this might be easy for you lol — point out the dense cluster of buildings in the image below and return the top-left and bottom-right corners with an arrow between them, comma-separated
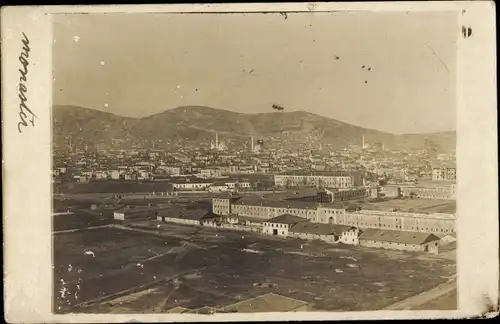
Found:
64,133 -> 457,256
432,164 -> 457,181
112,183 -> 456,255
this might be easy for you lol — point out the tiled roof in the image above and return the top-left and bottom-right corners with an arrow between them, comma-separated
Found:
166,306 -> 190,314
185,306 -> 221,314
234,197 -> 320,209
158,208 -> 209,221
225,215 -> 265,224
214,192 -> 242,199
221,293 -> 309,313
266,214 -> 309,225
359,229 -> 440,245
290,222 -> 355,235
264,188 -> 326,201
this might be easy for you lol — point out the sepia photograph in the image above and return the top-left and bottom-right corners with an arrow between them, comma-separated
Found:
1,2 -> 497,322
51,10 -> 459,314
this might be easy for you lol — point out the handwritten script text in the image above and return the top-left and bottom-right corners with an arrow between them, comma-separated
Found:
18,32 -> 37,133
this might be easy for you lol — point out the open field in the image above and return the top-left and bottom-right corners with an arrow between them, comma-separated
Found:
54,181 -> 174,194
53,210 -> 117,232
361,198 -> 456,214
54,222 -> 456,314
410,289 -> 457,310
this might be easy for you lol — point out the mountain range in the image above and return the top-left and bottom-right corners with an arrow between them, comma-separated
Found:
53,105 -> 456,152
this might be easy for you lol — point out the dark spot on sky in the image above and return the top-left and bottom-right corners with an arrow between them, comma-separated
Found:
333,55 -> 340,60
462,26 -> 472,38
368,67 -> 372,71
362,65 -> 365,69
365,81 -> 368,84
195,89 -> 198,92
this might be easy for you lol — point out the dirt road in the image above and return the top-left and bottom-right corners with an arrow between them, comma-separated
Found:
384,276 -> 457,310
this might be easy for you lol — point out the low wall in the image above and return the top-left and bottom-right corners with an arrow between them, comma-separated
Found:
288,232 -> 339,244
220,224 -> 262,233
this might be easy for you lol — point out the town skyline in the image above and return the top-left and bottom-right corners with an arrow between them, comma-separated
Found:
53,11 -> 458,134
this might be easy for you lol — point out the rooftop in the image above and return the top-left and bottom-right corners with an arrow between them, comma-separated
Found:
290,222 -> 356,236
432,163 -> 456,169
263,188 -> 326,201
414,180 -> 456,188
221,293 -> 309,313
359,199 -> 456,214
165,306 -> 190,314
185,306 -> 222,314
214,192 -> 242,200
172,177 -> 213,184
359,228 -> 440,245
226,215 -> 265,224
234,197 -> 320,210
278,170 -> 354,177
266,214 -> 309,225
158,208 -> 209,221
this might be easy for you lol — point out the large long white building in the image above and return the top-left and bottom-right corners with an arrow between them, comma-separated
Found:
212,193 -> 456,235
274,174 -> 353,189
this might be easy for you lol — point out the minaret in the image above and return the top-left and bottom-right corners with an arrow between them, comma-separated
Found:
362,136 -> 365,148
69,135 -> 72,152
215,132 -> 219,150
251,136 -> 254,153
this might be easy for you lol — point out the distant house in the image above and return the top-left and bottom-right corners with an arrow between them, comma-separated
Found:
156,208 -> 210,226
289,223 -> 359,245
109,170 -> 120,180
113,205 -> 179,221
172,178 -> 212,191
209,184 -> 231,193
223,215 -> 264,227
201,214 -> 223,227
221,293 -> 310,313
200,167 -> 223,178
331,187 -> 369,202
380,186 -> 401,198
358,229 -> 440,254
438,232 -> 457,246
158,165 -> 181,176
262,214 -> 309,237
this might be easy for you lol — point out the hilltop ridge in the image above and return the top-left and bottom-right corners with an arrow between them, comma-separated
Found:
52,105 -> 456,151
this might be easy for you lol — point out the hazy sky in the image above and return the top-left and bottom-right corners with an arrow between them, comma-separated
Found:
53,11 -> 458,134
